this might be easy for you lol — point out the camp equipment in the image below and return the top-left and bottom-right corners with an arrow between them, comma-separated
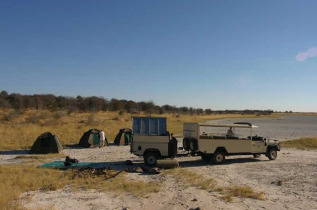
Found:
78,129 -> 108,148
114,128 -> 132,145
30,132 -> 63,154
39,161 -> 107,169
156,159 -> 179,169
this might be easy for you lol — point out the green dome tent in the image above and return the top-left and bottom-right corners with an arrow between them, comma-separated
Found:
114,128 -> 132,145
30,132 -> 63,154
78,129 -> 109,148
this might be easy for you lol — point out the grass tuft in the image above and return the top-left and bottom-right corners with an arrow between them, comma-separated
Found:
222,186 -> 264,201
167,168 -> 217,190
167,168 -> 263,202
281,138 -> 317,150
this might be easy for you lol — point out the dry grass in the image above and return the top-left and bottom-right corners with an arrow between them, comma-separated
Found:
0,110 -> 132,150
0,109 -> 279,150
167,168 -> 263,202
0,165 -> 66,209
281,137 -> 317,150
167,168 -> 218,191
221,186 -> 264,202
0,165 -> 160,209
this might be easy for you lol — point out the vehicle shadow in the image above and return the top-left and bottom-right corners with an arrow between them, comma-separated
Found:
178,157 -> 265,168
0,149 -> 30,155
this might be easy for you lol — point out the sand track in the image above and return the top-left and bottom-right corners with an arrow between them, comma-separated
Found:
2,145 -> 312,210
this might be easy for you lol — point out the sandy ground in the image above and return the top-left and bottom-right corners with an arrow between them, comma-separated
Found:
1,145 -> 316,210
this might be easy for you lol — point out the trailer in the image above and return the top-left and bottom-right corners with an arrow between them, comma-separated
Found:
130,117 -> 177,165
131,118 -> 280,165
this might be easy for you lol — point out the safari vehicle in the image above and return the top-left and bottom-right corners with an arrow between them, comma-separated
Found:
183,122 -> 280,164
131,117 -> 177,165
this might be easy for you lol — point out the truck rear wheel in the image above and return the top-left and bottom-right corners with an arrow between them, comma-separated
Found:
144,152 -> 158,165
213,151 -> 225,164
267,148 -> 277,160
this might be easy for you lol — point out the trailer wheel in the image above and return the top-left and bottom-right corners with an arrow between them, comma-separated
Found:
267,148 -> 277,160
213,151 -> 225,164
144,152 -> 158,165
201,154 -> 211,161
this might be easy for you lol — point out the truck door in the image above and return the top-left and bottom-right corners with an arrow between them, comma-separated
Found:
252,139 -> 265,153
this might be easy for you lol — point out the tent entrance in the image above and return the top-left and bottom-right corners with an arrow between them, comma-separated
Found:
93,133 -> 100,146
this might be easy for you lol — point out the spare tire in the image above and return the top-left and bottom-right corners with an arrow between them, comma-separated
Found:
183,138 -> 190,151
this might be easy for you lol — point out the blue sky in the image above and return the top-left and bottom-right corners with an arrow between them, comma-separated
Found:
0,0 -> 316,112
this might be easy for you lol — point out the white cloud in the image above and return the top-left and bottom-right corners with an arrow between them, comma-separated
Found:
238,76 -> 247,86
296,47 -> 317,62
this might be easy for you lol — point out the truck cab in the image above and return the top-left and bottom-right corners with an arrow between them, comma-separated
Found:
131,117 -> 177,165
183,122 -> 280,164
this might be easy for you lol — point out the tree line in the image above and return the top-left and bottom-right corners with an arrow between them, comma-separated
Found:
0,90 -> 274,115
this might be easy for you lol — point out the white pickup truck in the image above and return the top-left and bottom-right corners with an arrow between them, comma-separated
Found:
183,122 -> 281,164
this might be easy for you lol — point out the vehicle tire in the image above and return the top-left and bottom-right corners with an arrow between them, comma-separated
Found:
201,154 -> 211,161
144,152 -> 158,165
253,154 -> 261,158
213,151 -> 225,164
183,138 -> 190,151
267,148 -> 277,160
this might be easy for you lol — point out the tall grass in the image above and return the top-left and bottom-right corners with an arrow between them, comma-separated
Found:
0,110 -> 132,150
281,137 -> 317,150
0,109 -> 279,150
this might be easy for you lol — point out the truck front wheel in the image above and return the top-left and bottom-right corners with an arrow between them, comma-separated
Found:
144,152 -> 158,165
267,148 -> 277,160
213,152 -> 225,164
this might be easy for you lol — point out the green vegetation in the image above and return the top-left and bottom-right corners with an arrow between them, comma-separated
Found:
0,90 -> 275,115
281,137 -> 317,150
166,168 -> 263,202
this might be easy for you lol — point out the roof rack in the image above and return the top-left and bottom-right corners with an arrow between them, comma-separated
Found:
195,123 -> 258,128
234,122 -> 252,126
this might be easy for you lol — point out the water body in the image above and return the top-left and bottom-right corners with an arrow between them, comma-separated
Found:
207,115 -> 317,140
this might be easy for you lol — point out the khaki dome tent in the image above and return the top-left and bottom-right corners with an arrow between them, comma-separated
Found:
78,129 -> 108,148
30,132 -> 63,154
114,128 -> 132,145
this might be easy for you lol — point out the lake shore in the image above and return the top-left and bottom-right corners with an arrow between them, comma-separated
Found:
208,115 -> 317,140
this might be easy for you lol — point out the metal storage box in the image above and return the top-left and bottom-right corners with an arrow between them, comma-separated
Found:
132,117 -> 167,135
